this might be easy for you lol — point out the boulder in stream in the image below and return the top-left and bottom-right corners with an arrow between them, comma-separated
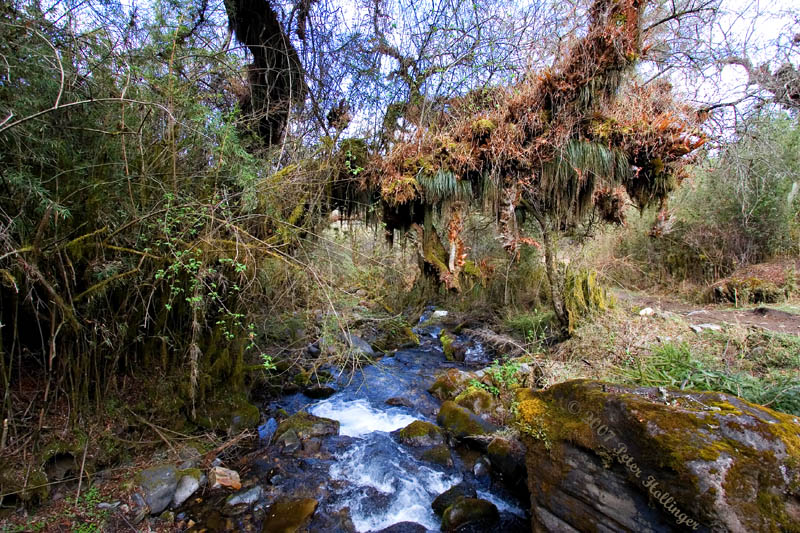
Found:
273,411 -> 340,442
441,497 -> 499,531
391,420 -> 445,447
516,379 -> 800,532
437,401 -> 498,439
431,482 -> 477,515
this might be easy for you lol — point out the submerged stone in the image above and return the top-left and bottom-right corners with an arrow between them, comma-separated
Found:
261,497 -> 318,532
436,401 -> 497,439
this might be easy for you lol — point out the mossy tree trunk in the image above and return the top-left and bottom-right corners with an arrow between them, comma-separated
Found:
533,210 -> 568,330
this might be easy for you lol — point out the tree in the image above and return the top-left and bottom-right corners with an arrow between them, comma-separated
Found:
367,0 -> 705,329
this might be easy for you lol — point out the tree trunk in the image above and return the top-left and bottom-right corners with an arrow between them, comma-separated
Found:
534,212 -> 568,330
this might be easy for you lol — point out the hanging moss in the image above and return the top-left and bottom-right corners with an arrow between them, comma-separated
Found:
563,269 -> 613,333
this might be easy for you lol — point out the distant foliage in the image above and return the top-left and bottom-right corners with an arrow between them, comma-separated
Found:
618,115 -> 800,283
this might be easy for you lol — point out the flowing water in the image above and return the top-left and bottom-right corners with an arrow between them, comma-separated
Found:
186,310 -> 526,532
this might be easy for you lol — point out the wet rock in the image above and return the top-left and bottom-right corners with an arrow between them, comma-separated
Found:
437,401 -> 498,439
275,428 -> 301,454
516,380 -> 800,532
137,464 -> 178,515
385,396 -> 414,408
497,511 -> 529,533
171,470 -> 203,508
370,522 -> 428,533
208,466 -> 241,491
486,437 -> 527,489
473,457 -> 491,481
261,497 -> 318,532
303,438 -> 322,454
454,387 -> 497,417
258,417 -> 278,442
310,505 -> 356,532
273,411 -> 340,442
454,341 -> 471,363
431,483 -> 477,515
420,443 -> 454,468
429,369 -> 473,401
344,333 -> 375,357
307,342 -> 321,357
391,420 -> 445,447
226,485 -> 265,507
304,385 -> 336,399
441,498 -> 499,532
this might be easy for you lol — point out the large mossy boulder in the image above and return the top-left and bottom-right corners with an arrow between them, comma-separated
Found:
437,401 -> 497,439
391,420 -> 445,447
441,497 -> 499,531
272,411 -> 340,443
515,379 -> 800,532
429,369 -> 474,401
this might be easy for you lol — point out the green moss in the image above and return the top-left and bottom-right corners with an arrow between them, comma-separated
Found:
518,380 -> 800,531
454,386 -> 495,415
437,400 -> 494,438
396,420 -> 443,440
177,467 -> 203,481
393,420 -> 445,447
471,118 -> 496,136
563,269 -> 612,333
440,332 -> 455,361
429,369 -> 471,401
421,444 -> 453,467
273,411 -> 339,441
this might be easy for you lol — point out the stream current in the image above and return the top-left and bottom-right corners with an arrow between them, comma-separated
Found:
266,312 -> 526,531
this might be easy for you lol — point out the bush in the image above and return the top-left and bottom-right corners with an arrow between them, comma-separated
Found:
616,114 -> 800,283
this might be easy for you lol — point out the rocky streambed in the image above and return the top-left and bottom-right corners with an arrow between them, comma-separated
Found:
139,310 -> 530,532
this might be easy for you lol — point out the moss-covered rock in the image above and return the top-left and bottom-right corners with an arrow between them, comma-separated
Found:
437,401 -> 497,439
195,397 -> 260,434
439,332 -> 456,361
428,368 -> 473,401
454,386 -> 496,416
517,379 -> 800,532
431,483 -> 477,515
273,411 -> 339,443
391,420 -> 445,447
441,497 -> 499,531
420,444 -> 454,468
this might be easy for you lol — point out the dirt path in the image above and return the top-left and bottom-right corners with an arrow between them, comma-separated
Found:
614,290 -> 800,336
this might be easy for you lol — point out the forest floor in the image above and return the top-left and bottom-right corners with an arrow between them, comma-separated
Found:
614,289 -> 800,335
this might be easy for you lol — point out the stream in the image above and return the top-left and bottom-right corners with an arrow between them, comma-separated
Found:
185,311 -> 529,532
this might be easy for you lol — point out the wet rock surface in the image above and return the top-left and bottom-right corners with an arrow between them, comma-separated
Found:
441,497 -> 499,531
517,379 -> 800,532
